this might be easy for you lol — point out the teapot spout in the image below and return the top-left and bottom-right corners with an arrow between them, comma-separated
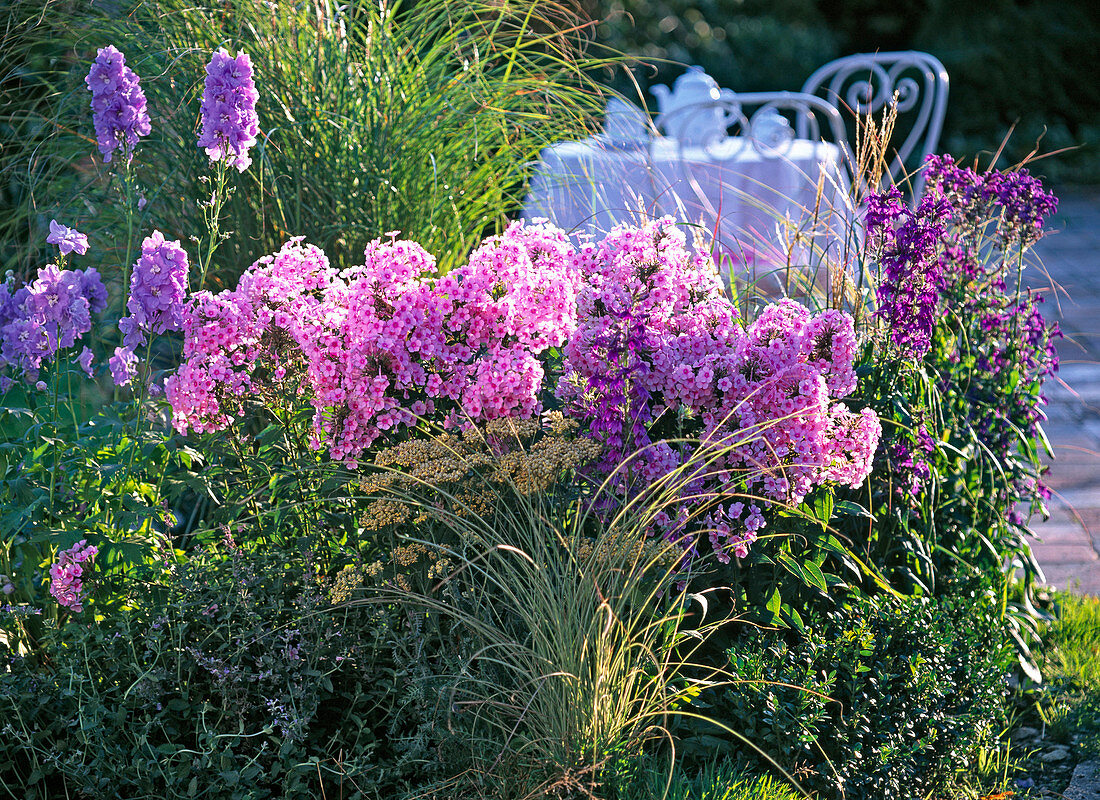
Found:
651,83 -> 671,112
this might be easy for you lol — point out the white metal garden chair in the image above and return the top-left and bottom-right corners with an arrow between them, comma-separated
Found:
799,50 -> 950,196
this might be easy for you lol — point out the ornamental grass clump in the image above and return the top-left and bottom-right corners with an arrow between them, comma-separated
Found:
350,460 -> 737,799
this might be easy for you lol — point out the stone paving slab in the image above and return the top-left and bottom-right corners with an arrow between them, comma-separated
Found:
1066,760 -> 1100,800
1028,187 -> 1100,595
1033,524 -> 1097,544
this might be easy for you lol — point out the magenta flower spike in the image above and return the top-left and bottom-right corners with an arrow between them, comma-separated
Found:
84,45 -> 152,164
197,48 -> 260,172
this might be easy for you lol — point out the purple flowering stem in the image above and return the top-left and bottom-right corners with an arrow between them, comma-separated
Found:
112,161 -> 138,405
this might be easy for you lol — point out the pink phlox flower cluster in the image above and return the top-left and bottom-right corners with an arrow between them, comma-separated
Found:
197,49 -> 260,172
0,264 -> 107,382
298,236 -> 444,463
559,219 -> 880,564
167,222 -> 579,467
111,231 -> 191,387
49,539 -> 99,613
167,237 -> 332,434
301,222 -> 578,464
84,45 -> 151,164
559,220 -> 733,478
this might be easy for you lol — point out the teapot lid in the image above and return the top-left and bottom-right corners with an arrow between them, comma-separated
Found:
674,66 -> 721,96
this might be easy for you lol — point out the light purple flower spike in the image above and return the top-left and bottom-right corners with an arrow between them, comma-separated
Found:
85,46 -> 152,164
197,48 -> 260,172
119,230 -> 191,351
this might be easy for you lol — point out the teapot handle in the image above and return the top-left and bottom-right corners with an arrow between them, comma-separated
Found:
717,88 -> 742,127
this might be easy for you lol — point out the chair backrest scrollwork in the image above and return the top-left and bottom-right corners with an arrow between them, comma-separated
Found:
800,50 -> 949,194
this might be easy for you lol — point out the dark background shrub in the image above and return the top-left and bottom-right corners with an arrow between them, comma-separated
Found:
586,0 -> 1100,183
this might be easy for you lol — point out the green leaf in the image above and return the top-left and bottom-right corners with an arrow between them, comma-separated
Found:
835,500 -> 876,521
803,561 -> 828,593
765,587 -> 782,617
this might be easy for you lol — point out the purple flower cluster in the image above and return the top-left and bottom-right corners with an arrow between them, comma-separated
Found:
110,231 -> 191,387
84,45 -> 151,164
558,219 -> 881,563
924,155 -> 1059,250
122,230 -> 190,344
864,187 -> 950,361
888,423 -> 936,501
0,264 -> 107,384
49,540 -> 99,613
196,49 -> 260,172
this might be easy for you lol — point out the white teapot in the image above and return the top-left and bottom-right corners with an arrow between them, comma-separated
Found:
652,67 -> 739,146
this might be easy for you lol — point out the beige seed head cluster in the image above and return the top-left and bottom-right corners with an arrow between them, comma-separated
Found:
357,413 -> 602,532
329,563 -> 365,604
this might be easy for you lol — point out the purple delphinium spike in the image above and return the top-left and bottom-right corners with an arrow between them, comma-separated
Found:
84,46 -> 152,164
120,231 -> 191,348
0,264 -> 106,381
865,187 -> 950,361
196,48 -> 260,172
111,231 -> 190,387
46,220 -> 89,257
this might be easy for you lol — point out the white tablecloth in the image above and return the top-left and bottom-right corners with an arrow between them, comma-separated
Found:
523,135 -> 853,276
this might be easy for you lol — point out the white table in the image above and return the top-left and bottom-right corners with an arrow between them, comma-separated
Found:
523,135 -> 853,280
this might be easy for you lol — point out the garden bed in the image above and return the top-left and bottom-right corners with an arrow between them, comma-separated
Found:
0,2 -> 1089,799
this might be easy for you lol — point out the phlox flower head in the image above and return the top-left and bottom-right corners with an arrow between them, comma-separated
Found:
84,45 -> 151,164
197,48 -> 260,172
46,220 -> 89,257
166,222 -> 580,467
559,221 -> 881,565
49,539 -> 99,613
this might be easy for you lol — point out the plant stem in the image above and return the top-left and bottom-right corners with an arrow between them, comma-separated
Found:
196,161 -> 229,293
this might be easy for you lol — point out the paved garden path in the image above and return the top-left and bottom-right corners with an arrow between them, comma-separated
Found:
1026,187 -> 1100,594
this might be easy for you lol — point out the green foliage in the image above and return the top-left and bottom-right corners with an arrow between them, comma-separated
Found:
1023,591 -> 1100,763
684,586 -> 1013,800
913,0 -> 1100,182
0,547 -> 466,799
611,756 -> 802,800
1043,592 -> 1100,693
0,360 -> 185,651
